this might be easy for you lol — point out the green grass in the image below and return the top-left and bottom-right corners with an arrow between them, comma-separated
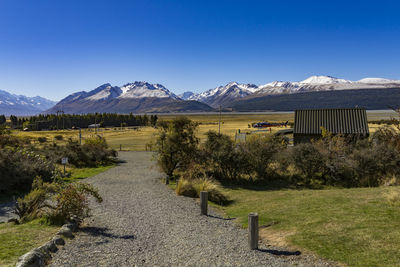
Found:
63,164 -> 115,182
214,186 -> 400,267
0,220 -> 59,266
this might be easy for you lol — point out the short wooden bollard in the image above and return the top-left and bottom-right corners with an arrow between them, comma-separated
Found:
200,191 -> 208,215
248,212 -> 259,250
165,176 -> 169,185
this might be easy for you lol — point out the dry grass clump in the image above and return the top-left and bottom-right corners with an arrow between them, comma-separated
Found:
176,177 -> 228,205
385,189 -> 400,206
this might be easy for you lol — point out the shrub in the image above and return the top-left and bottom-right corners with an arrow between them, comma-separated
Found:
41,138 -> 117,168
290,143 -> 326,186
203,131 -> 247,181
0,148 -> 56,194
38,137 -> 47,143
176,178 -> 197,198
239,135 -> 286,180
176,177 -> 228,205
14,177 -> 102,224
54,135 -> 63,141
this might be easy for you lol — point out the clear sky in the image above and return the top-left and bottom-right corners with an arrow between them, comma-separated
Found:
0,0 -> 400,101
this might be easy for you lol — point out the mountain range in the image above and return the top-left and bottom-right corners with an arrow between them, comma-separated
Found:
0,89 -> 56,115
182,76 -> 400,108
2,75 -> 400,115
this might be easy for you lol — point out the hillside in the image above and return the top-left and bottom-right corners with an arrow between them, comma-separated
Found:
229,88 -> 400,111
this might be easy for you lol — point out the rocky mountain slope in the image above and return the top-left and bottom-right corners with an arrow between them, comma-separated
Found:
0,89 -> 56,115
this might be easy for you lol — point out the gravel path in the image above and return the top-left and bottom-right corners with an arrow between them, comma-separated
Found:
50,152 -> 335,267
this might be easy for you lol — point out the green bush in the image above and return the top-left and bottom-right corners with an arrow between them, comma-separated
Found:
37,137 -> 47,143
0,148 -> 56,194
203,131 -> 247,181
54,135 -> 63,141
14,177 -> 102,224
42,137 -> 117,168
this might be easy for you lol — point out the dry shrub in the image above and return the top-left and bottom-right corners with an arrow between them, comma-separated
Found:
176,177 -> 228,205
176,178 -> 197,198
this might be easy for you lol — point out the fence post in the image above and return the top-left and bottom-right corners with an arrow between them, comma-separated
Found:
248,212 -> 258,250
200,191 -> 208,215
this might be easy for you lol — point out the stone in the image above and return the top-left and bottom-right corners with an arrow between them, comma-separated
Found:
58,226 -> 74,238
16,249 -> 44,267
52,236 -> 65,246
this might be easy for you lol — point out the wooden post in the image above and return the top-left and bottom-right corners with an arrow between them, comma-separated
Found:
165,176 -> 169,185
248,212 -> 258,250
200,191 -> 208,215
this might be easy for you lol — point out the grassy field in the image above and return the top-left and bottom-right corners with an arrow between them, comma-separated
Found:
13,111 -> 397,151
212,185 -> 400,267
0,220 -> 59,266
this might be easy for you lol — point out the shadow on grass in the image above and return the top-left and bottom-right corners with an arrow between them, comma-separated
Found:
79,226 -> 135,240
258,248 -> 301,256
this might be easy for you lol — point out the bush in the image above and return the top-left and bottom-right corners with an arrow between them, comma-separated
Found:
38,137 -> 47,143
14,177 -> 102,224
290,143 -> 326,186
54,135 -> 63,141
42,137 -> 117,168
176,177 -> 228,205
203,131 -> 247,181
239,135 -> 286,180
0,148 -> 56,194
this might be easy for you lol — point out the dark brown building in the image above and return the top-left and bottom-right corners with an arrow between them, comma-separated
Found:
294,108 -> 369,144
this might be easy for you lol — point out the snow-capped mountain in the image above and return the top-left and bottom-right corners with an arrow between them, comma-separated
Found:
254,75 -> 400,96
0,89 -> 56,115
178,91 -> 195,100
47,82 -> 211,114
185,75 -> 400,108
188,82 -> 259,107
119,82 -> 178,99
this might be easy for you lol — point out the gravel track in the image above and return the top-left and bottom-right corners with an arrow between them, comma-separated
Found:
50,152 -> 335,267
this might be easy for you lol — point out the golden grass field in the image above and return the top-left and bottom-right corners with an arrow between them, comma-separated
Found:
13,111 -> 398,151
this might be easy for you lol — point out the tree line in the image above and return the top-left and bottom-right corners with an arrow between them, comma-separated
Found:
1,113 -> 158,130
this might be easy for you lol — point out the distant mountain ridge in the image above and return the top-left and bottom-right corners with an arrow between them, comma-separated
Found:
0,89 -> 56,115
187,76 -> 400,108
46,82 -> 212,114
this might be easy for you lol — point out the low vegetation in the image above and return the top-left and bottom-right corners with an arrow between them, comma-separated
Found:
155,115 -> 400,266
0,220 -> 59,267
215,186 -> 400,267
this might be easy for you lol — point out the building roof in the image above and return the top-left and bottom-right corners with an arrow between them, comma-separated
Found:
294,108 -> 369,135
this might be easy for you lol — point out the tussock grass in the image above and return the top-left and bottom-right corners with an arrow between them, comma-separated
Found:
176,178 -> 228,205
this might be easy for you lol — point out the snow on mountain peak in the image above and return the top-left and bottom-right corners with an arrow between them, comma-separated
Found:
119,81 -> 177,99
300,75 -> 353,84
357,78 -> 400,84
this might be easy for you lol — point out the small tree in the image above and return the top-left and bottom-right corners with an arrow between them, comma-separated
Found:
155,117 -> 199,183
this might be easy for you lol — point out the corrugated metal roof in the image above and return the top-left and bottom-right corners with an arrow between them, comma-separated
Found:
294,108 -> 369,135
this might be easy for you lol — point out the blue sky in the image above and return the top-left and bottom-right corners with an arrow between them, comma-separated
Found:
0,0 -> 399,101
